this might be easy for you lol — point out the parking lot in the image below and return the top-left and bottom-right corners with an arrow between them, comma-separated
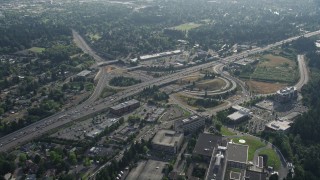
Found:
244,99 -> 308,133
158,105 -> 188,122
50,113 -> 117,141
126,160 -> 167,180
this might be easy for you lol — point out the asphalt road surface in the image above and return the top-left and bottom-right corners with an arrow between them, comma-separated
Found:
296,55 -> 309,90
1,30 -> 320,152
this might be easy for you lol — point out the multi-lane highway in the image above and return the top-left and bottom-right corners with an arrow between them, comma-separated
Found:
0,30 -> 320,152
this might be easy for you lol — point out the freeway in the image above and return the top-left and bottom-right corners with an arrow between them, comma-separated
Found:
72,30 -> 105,64
0,30 -> 320,152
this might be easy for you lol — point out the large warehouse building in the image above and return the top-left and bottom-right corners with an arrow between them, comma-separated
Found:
151,130 -> 184,154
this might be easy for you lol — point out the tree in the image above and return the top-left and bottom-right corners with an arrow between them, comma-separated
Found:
34,154 -> 41,164
19,153 -> 27,163
69,152 -> 77,165
269,174 -> 279,180
215,121 -> 222,131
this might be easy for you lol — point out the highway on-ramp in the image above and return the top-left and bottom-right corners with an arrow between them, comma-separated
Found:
0,30 -> 320,152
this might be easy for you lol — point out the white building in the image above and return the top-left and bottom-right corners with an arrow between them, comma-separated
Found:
265,120 -> 292,132
276,87 -> 298,103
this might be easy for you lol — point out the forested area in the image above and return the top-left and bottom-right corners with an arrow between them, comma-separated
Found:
261,38 -> 320,180
109,76 -> 142,87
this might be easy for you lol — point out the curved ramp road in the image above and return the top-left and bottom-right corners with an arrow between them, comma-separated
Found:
0,30 -> 320,152
296,55 -> 309,90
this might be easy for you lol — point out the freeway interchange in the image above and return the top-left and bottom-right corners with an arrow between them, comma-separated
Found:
0,30 -> 320,152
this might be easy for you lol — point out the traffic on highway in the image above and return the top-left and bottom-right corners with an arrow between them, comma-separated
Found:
0,30 -> 319,152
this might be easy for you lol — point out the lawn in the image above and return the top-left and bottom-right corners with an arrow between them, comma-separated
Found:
232,136 -> 267,160
259,148 -> 281,170
220,126 -> 236,136
250,54 -> 298,83
100,87 -> 118,98
28,47 -> 46,53
246,80 -> 288,94
171,22 -> 202,31
196,78 -> 227,91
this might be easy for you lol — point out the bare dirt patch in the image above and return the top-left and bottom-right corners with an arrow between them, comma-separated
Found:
261,54 -> 295,67
246,80 -> 287,94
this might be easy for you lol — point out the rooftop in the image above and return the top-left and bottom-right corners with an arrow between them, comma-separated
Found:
77,70 -> 91,77
152,129 -> 183,147
230,171 -> 241,180
181,115 -> 201,124
245,170 -> 267,180
233,58 -> 257,66
110,99 -> 139,111
279,112 -> 301,121
265,120 -> 291,131
227,111 -> 249,121
277,86 -> 297,95
131,50 -> 182,62
227,143 -> 248,164
193,133 -> 222,157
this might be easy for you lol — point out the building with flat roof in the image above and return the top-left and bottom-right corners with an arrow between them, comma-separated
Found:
228,106 -> 251,122
77,70 -> 91,77
276,86 -> 297,103
265,120 -> 292,132
131,50 -> 182,62
174,115 -> 205,133
146,108 -> 165,122
227,143 -> 249,169
245,170 -> 267,180
279,112 -> 301,121
151,129 -> 184,154
193,133 -> 221,159
110,99 -> 140,115
230,171 -> 241,180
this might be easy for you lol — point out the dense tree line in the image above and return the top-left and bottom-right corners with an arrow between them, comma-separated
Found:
0,15 -> 70,54
261,39 -> 320,180
109,76 -> 142,87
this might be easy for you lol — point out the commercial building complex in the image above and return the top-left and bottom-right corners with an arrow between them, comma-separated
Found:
275,86 -> 298,103
110,99 -> 140,115
174,115 -> 205,133
151,130 -> 184,154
